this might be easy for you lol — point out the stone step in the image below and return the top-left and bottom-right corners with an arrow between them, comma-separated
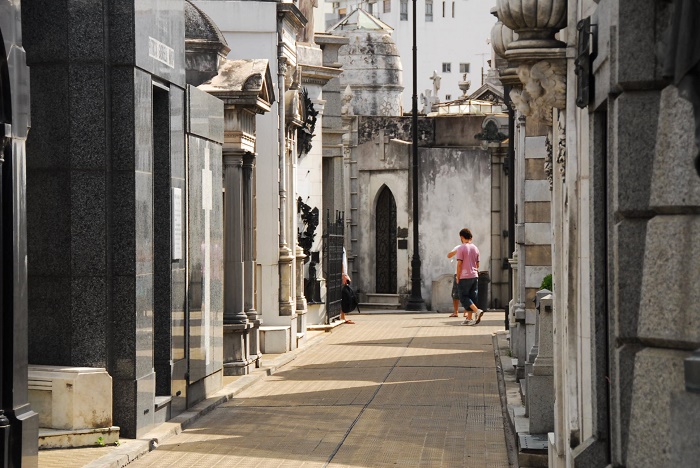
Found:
357,302 -> 401,311
154,396 -> 172,426
365,293 -> 401,304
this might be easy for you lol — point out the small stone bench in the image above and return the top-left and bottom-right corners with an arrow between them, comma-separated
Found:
28,365 -> 118,448
260,326 -> 291,354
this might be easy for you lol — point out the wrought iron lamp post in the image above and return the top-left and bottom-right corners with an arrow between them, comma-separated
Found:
406,0 -> 427,311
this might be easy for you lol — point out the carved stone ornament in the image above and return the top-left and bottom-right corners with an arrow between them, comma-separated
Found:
297,88 -> 318,156
544,130 -> 553,190
496,0 -> 566,50
509,60 -> 566,125
556,111 -> 566,182
341,85 -> 354,116
475,120 -> 507,142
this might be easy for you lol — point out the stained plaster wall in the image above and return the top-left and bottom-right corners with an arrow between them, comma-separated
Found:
354,139 -> 411,300
418,147 -> 491,308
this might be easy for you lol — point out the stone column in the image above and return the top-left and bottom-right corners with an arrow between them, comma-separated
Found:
528,293 -> 555,434
222,149 -> 252,375
243,152 -> 261,364
223,150 -> 247,324
513,114 -> 528,380
277,58 -> 295,318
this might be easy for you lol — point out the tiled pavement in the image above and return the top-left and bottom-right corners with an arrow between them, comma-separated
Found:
40,312 -> 512,468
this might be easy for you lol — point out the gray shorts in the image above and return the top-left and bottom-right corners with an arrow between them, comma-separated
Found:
451,275 -> 459,300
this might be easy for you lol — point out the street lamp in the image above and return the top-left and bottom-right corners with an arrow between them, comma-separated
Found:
405,0 -> 427,311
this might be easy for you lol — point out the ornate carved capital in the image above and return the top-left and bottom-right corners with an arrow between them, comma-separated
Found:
278,58 -> 288,77
509,60 -> 566,125
556,111 -> 566,183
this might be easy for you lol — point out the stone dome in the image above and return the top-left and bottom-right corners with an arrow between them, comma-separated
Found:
185,0 -> 231,86
329,9 -> 403,116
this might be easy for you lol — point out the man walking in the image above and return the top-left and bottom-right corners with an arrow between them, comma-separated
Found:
455,228 -> 484,325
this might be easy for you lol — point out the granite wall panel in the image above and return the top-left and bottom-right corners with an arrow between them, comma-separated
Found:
69,64 -> 107,170
611,92 -> 659,216
26,170 -> 71,276
71,276 -> 108,366
111,170 -> 136,276
71,172 -> 107,276
109,67 -> 136,168
111,275 -> 137,380
25,64 -> 70,169
611,218 -> 647,341
67,0 -> 106,61
108,0 -> 136,65
27,276 -> 72,365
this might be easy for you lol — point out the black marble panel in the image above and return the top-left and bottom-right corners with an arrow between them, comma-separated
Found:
171,267 -> 187,361
134,0 -> 186,87
135,273 -> 154,378
135,171 -> 154,277
71,276 -> 108,367
153,84 -> 172,396
111,275 -> 137,379
69,64 -> 107,170
187,135 -> 224,384
71,172 -> 107,276
26,64 -> 70,170
134,69 -> 153,174
170,86 -> 186,180
135,371 -> 156,437
7,40 -> 30,139
26,170 -> 71,276
27,276 -> 71,365
187,86 -> 224,143
111,170 -> 136,276
110,67 -> 136,170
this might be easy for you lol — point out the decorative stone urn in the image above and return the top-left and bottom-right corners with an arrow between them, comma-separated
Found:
491,17 -> 516,60
495,0 -> 566,51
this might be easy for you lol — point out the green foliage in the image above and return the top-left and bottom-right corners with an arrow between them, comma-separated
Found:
540,274 -> 553,291
96,436 -> 105,447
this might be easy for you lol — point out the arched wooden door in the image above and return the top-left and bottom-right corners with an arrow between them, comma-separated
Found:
375,186 -> 397,293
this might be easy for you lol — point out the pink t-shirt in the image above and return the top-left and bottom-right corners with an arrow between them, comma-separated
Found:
456,243 -> 479,279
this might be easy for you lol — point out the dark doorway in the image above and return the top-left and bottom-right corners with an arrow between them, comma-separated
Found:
375,186 -> 397,293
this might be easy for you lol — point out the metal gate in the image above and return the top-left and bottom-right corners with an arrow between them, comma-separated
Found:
324,210 -> 344,323
376,187 -> 397,293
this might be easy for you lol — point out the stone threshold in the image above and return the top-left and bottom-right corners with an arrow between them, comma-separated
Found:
39,426 -> 120,449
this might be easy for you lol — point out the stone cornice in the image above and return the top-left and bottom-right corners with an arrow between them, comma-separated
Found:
299,64 -> 343,86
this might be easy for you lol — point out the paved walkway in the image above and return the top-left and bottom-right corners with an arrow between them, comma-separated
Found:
39,312 -> 512,468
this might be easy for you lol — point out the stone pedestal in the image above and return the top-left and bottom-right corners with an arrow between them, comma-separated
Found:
223,323 -> 254,376
525,288 -> 550,415
528,294 -> 554,434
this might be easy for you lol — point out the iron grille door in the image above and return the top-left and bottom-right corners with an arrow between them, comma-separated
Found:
324,211 -> 344,323
376,187 -> 397,293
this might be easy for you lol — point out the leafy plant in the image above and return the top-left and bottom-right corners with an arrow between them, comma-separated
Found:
540,274 -> 553,291
96,436 -> 106,447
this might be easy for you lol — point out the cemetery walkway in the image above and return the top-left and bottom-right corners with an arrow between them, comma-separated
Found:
41,312 -> 513,468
